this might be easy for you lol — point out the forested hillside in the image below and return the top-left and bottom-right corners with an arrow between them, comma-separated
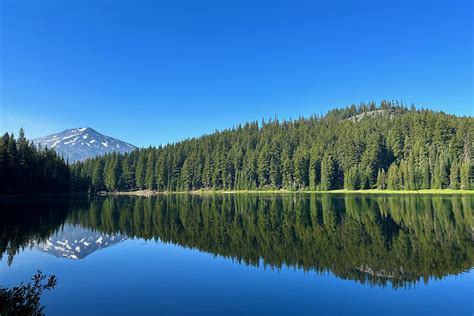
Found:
0,129 -> 71,194
70,101 -> 473,192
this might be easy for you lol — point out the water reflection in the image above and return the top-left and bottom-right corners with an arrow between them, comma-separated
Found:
1,194 -> 473,288
34,224 -> 126,259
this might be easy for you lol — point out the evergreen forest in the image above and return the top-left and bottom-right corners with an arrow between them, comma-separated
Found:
1,101 -> 473,194
0,129 -> 71,194
71,101 -> 473,192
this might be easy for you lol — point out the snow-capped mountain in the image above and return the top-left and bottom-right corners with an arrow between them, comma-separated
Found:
34,224 -> 127,260
33,127 -> 137,162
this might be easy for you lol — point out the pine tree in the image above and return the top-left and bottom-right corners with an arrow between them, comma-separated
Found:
154,152 -> 166,191
386,163 -> 400,190
5,134 -> 18,192
145,151 -> 156,190
212,152 -> 224,189
91,160 -> 104,192
405,158 -> 415,190
120,154 -> 134,190
269,143 -> 282,189
17,128 -> 34,191
269,155 -> 282,189
420,159 -> 430,190
460,160 -> 471,190
257,145 -> 271,187
376,168 -> 386,190
104,158 -> 116,191
449,160 -> 460,190
320,155 -> 335,191
222,152 -> 234,190
180,157 -> 193,190
202,156 -> 213,189
344,166 -> 359,190
360,133 -> 388,188
112,156 -> 121,190
245,151 -> 258,189
0,134 -> 7,192
135,151 -> 146,190
433,153 -> 449,189
294,147 -> 309,189
282,153 -> 294,189
309,147 -> 320,190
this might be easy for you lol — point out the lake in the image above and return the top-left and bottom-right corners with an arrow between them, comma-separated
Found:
1,194 -> 473,315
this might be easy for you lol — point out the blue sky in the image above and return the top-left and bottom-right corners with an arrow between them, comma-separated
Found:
1,0 -> 472,147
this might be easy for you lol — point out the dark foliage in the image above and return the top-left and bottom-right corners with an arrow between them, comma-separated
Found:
71,101 -> 473,192
0,271 -> 57,316
0,129 -> 71,194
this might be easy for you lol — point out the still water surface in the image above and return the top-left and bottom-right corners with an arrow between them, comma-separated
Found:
1,194 -> 473,315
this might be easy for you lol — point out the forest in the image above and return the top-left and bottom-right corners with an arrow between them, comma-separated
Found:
1,101 -> 472,194
0,129 -> 71,194
71,101 -> 473,193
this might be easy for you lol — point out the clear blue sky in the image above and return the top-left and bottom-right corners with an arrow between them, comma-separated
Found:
1,0 -> 472,147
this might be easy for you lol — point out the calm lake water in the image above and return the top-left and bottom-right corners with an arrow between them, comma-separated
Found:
1,194 -> 473,315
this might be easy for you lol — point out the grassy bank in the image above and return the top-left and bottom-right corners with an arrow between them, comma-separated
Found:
108,189 -> 474,196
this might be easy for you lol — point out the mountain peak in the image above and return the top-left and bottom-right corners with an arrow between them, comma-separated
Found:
63,127 -> 95,133
33,127 -> 137,162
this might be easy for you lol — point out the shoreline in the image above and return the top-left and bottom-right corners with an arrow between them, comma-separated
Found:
107,189 -> 474,196
2,189 -> 472,198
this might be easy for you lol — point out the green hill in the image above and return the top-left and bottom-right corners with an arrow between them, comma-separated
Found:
69,101 -> 474,192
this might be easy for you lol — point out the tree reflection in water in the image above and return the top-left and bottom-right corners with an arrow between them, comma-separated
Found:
1,194 -> 473,288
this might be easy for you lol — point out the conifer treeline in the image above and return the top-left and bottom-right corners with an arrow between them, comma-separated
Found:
0,129 -> 71,194
71,101 -> 473,192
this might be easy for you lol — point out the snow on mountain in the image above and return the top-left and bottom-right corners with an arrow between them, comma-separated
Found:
32,127 -> 137,162
33,224 -> 127,260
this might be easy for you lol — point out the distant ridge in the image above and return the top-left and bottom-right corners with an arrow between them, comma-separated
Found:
33,127 -> 137,162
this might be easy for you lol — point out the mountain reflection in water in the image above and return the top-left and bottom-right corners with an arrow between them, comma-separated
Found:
33,224 -> 127,259
1,194 -> 472,288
